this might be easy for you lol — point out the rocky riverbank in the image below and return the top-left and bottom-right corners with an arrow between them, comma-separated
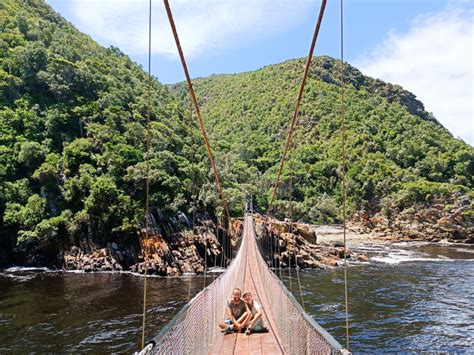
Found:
353,193 -> 473,244
61,218 -> 243,276
253,215 -> 369,268
63,245 -> 124,272
8,197 -> 472,276
59,215 -> 365,275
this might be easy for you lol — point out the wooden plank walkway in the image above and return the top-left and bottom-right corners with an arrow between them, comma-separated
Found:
209,216 -> 285,355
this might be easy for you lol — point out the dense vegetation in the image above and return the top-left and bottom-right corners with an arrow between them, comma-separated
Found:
0,0 -> 213,261
171,57 -> 474,222
1,1 -> 472,264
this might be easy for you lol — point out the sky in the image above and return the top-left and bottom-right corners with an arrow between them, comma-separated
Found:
45,0 -> 473,145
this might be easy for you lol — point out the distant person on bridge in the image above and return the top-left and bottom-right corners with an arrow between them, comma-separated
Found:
218,288 -> 249,334
243,291 -> 267,335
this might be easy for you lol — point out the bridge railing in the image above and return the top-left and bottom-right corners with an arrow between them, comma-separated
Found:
250,217 -> 344,354
147,218 -> 248,354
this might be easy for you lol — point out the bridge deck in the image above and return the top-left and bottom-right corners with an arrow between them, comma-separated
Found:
210,216 -> 285,354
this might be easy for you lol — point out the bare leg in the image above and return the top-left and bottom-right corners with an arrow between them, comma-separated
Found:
243,312 -> 253,327
234,312 -> 248,330
248,313 -> 262,329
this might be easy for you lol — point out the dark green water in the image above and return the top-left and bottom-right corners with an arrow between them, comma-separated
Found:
0,242 -> 473,353
283,242 -> 474,353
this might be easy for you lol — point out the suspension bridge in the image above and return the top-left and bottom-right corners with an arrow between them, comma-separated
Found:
140,206 -> 346,354
138,0 -> 351,353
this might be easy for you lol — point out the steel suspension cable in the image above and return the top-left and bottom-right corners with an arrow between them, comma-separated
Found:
289,149 -> 307,312
141,0 -> 152,348
340,0 -> 350,351
270,225 -> 274,268
164,0 -> 230,221
226,219 -> 231,263
187,276 -> 192,301
266,0 -> 327,217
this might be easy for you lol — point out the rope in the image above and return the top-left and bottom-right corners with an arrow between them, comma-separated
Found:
288,252 -> 293,292
164,0 -> 230,221
289,150 -> 294,225
190,102 -> 198,235
295,254 -> 305,312
141,0 -> 153,349
266,0 -> 327,217
340,0 -> 350,351
290,151 -> 306,312
203,236 -> 207,289
187,275 -> 192,302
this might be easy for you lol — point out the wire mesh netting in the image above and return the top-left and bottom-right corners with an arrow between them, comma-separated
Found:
249,220 -> 344,354
148,219 -> 248,354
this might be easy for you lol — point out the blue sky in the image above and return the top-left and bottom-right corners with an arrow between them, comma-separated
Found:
45,0 -> 473,145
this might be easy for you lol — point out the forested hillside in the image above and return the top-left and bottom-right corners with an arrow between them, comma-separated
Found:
171,57 -> 473,225
0,0 -> 212,265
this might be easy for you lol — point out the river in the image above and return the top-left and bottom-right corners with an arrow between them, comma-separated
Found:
0,242 -> 473,353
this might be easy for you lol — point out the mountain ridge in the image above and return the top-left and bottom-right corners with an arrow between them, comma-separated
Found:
170,56 -> 473,232
174,55 -> 435,125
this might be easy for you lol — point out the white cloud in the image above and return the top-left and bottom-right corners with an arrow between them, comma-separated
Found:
356,5 -> 473,145
66,0 -> 314,59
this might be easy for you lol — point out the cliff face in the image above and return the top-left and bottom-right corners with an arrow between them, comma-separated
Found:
252,215 -> 371,268
9,213 -> 241,276
60,216 -> 239,276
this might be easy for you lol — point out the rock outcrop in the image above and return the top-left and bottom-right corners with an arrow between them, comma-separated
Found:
130,228 -> 221,276
354,194 -> 473,243
63,245 -> 123,272
253,215 -> 366,269
61,216 -> 242,276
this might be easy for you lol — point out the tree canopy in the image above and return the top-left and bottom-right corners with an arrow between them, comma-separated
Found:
0,0 -> 209,249
171,57 -> 473,222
